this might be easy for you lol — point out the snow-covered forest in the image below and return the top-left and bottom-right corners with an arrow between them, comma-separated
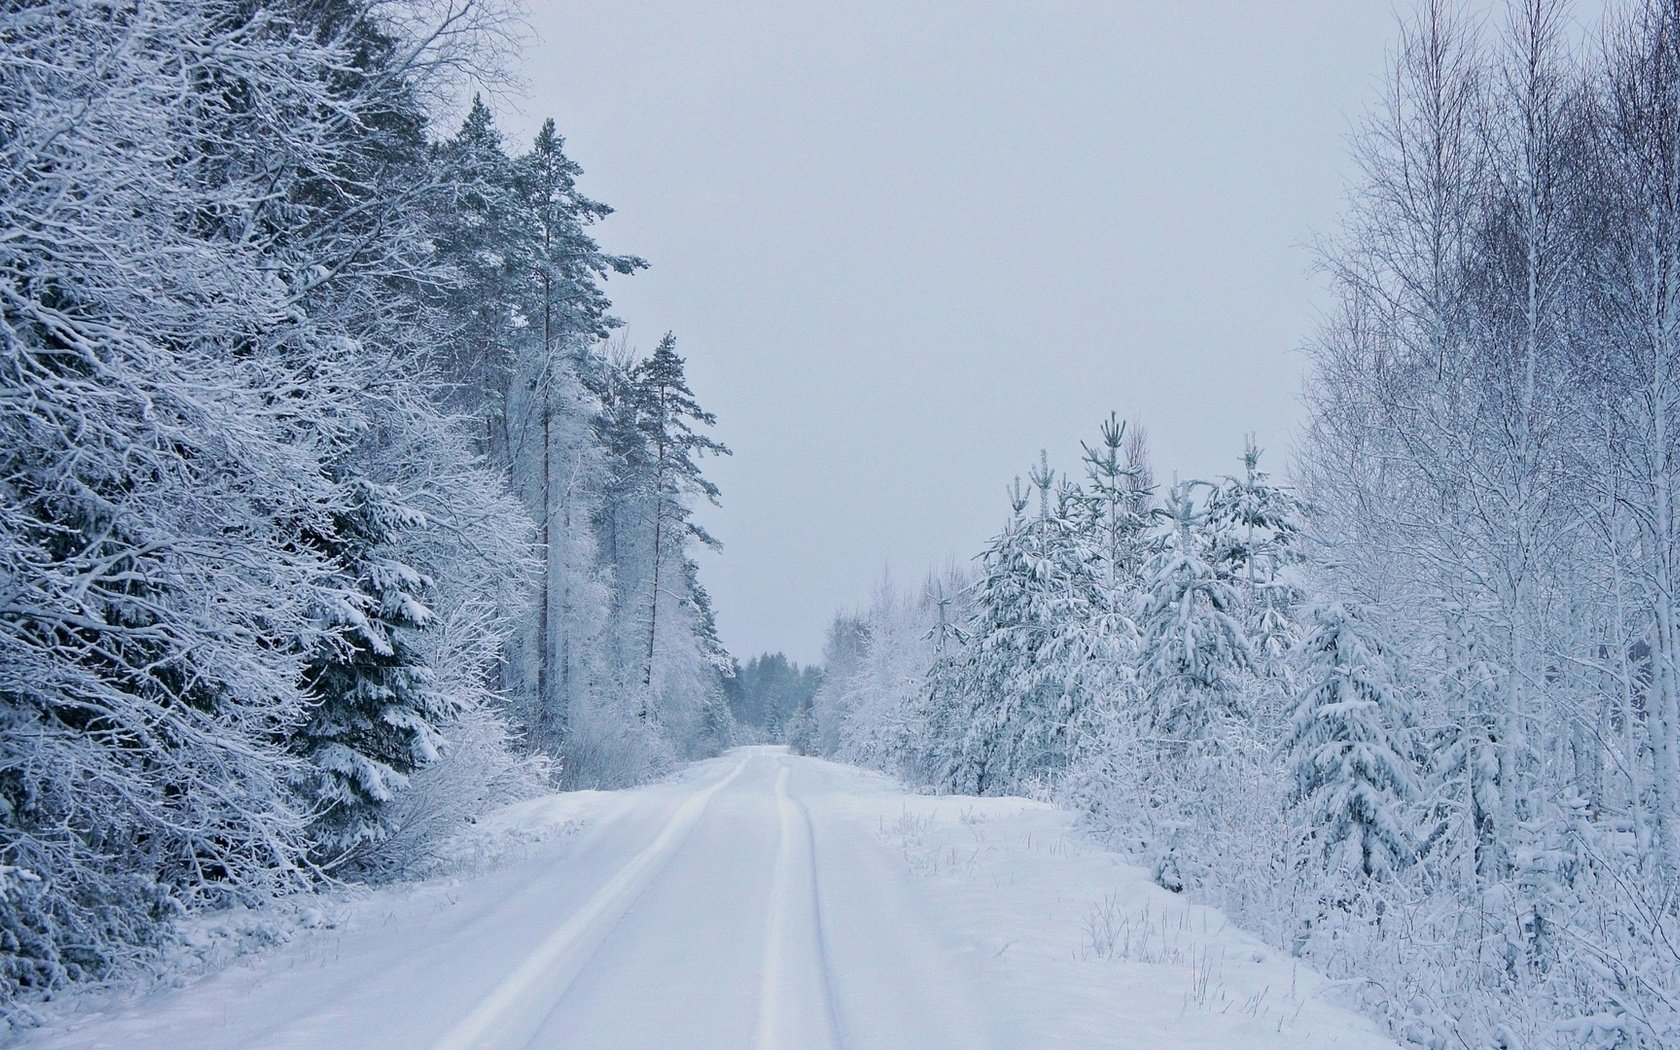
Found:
11,0 -> 1680,1046
0,0 -> 733,1021
806,2 -> 1680,1044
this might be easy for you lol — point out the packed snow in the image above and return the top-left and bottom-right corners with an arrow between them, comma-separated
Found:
21,748 -> 1395,1049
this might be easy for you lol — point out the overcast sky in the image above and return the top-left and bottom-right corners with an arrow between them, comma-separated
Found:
496,1 -> 1581,666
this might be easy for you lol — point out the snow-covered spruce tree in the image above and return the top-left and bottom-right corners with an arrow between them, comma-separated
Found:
946,458 -> 1102,795
352,400 -> 544,876
296,477 -> 449,865
1284,602 -> 1417,881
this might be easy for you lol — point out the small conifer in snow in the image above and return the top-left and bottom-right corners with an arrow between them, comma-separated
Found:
1135,483 -> 1254,743
1284,601 -> 1416,880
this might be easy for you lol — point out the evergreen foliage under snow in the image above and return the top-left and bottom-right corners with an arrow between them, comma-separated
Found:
0,0 -> 732,1020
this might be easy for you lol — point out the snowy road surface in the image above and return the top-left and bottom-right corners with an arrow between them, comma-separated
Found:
27,748 -> 1398,1049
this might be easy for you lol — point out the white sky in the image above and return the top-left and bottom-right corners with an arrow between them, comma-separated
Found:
499,1 -> 1602,666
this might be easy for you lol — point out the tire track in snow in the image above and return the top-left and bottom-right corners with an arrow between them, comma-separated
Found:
757,761 -> 844,1050
795,758 -> 1004,1049
433,756 -> 750,1050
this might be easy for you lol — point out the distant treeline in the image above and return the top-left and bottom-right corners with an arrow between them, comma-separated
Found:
725,653 -> 823,740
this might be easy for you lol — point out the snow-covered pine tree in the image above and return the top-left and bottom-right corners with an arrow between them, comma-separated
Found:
429,96 -> 531,455
1124,482 -> 1261,886
583,341 -> 668,775
428,97 -> 675,784
1066,415 -> 1150,768
1202,438 -> 1303,588
517,343 -> 612,761
1135,482 -> 1254,744
515,116 -> 642,760
520,119 -> 646,349
629,334 -> 730,714
944,482 -> 1032,795
1078,413 -> 1153,599
682,563 -> 738,755
1201,438 -> 1305,675
900,576 -> 975,788
573,332 -> 731,779
947,457 -> 1102,795
1284,602 -> 1417,880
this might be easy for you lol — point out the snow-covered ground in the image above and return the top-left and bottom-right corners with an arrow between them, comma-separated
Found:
21,747 -> 1397,1049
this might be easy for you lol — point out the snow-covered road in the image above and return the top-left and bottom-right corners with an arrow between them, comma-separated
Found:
27,748 -> 1399,1049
